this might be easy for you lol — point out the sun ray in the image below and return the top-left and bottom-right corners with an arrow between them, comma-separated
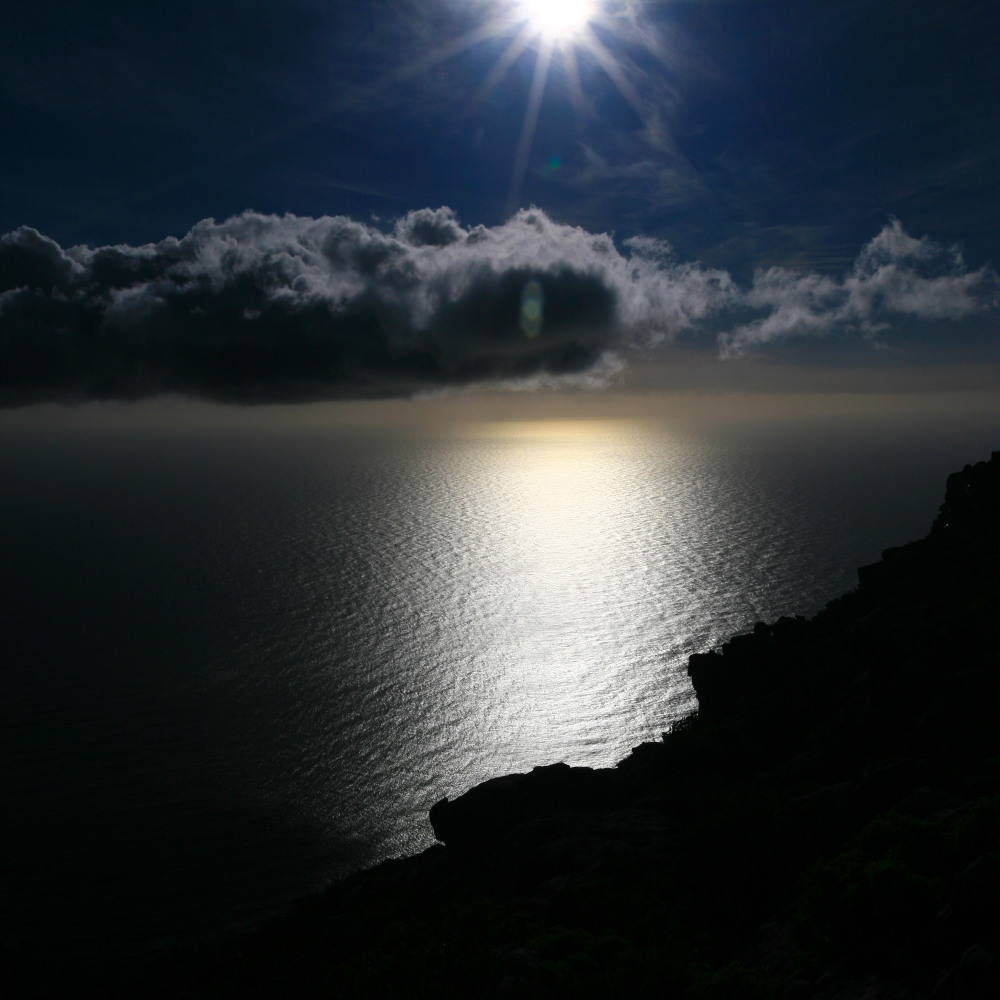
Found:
142,1 -> 676,220
561,44 -> 589,125
506,39 -> 554,217
463,23 -> 537,117
154,15 -> 519,195
373,17 -> 515,91
579,25 -> 670,150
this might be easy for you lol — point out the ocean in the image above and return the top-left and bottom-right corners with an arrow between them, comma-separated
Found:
2,393 -> 997,974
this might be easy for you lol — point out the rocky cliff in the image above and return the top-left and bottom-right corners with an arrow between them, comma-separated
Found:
101,452 -> 1000,998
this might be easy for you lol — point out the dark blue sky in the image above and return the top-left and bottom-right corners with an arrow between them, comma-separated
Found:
1,1 -> 998,404
3,0 -> 995,264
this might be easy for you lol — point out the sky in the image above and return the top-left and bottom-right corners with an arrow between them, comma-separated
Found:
1,0 -> 998,408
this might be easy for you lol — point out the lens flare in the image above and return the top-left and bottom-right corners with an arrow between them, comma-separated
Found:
520,279 -> 545,338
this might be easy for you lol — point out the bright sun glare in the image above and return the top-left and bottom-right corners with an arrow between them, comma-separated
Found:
517,0 -> 597,40
365,0 -> 654,216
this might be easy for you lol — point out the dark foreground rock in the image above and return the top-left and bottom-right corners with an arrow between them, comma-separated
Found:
32,452 -> 1000,998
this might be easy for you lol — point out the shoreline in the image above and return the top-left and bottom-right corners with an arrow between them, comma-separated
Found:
21,450 -> 1000,999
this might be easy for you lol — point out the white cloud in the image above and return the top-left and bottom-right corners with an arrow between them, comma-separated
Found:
0,211 -> 995,405
719,218 -> 997,356
0,208 -> 721,404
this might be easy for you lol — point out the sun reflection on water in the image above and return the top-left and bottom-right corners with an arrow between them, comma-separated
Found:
437,418 -> 697,771
306,416 -> 749,859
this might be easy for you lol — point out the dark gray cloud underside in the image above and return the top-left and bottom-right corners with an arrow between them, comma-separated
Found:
0,209 -> 995,407
0,268 -> 612,406
0,211 -> 622,406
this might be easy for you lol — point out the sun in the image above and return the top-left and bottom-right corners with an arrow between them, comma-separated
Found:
516,0 -> 597,41
357,0 -> 655,217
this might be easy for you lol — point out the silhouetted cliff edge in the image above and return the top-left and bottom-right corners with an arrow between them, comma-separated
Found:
106,453 -> 1000,998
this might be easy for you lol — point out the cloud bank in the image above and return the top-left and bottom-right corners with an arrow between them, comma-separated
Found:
0,210 -> 995,406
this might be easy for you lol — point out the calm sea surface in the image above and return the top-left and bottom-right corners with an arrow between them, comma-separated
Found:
2,401 -> 996,970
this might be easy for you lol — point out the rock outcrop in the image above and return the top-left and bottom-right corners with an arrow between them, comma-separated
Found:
429,762 -> 631,849
86,451 -> 1000,1000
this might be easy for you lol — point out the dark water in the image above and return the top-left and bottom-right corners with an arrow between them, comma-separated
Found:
2,401 -> 997,970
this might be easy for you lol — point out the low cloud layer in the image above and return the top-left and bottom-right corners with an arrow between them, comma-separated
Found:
0,210 -> 995,406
